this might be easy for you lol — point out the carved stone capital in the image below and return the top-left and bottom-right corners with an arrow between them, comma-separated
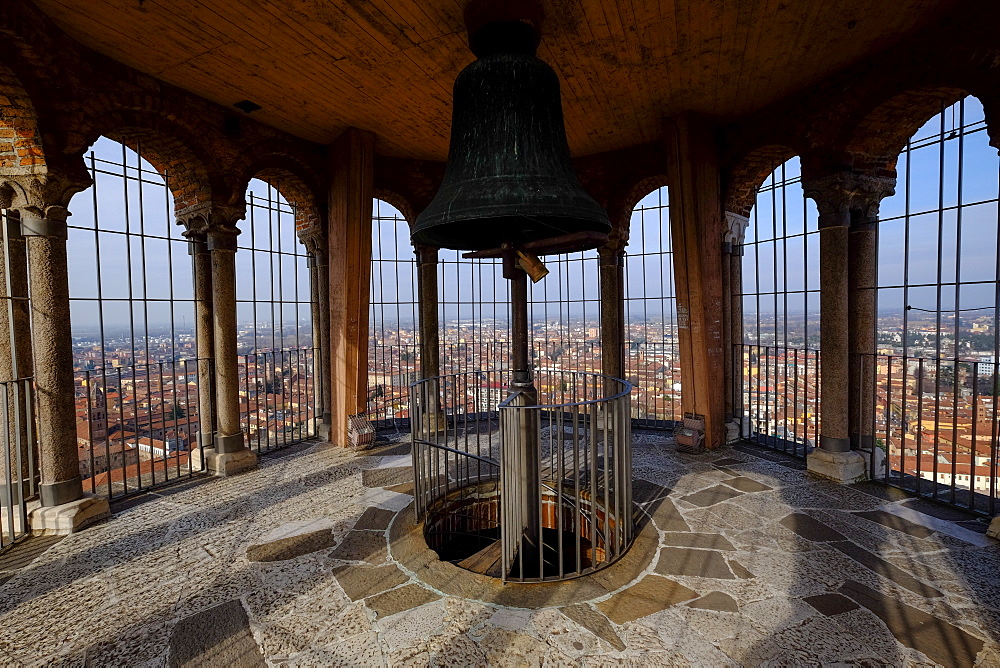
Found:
723,211 -> 750,248
176,202 -> 246,242
412,242 -> 439,266
802,172 -> 896,228
299,229 -> 327,258
0,172 -> 92,224
598,243 -> 625,266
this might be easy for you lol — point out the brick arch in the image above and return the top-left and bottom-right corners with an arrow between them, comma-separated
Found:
246,165 -> 324,243
373,189 -> 415,228
610,175 -> 669,251
0,60 -> 44,174
723,144 -> 798,218
843,87 -> 969,170
74,110 -> 222,216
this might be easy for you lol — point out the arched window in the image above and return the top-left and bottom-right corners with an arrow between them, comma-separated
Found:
740,157 -> 821,454
69,137 -> 201,497
235,180 -> 316,451
368,199 -> 418,425
873,96 -> 999,510
624,187 -> 681,427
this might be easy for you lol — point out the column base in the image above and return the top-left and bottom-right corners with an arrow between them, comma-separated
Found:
987,516 -> 1000,541
806,449 -> 868,484
317,422 -> 332,442
724,421 -> 741,444
192,446 -> 258,477
27,493 -> 109,535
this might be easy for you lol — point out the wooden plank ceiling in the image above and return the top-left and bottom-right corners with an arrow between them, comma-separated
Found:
34,0 -> 957,160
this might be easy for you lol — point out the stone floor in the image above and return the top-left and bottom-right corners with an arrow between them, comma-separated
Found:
1,431 -> 999,667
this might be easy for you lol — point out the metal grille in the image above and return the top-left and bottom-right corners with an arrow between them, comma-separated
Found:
236,182 -> 316,451
0,210 -> 34,549
624,187 -> 682,427
368,200 -> 419,425
437,250 -> 509,375
70,138 -> 207,498
739,158 -> 822,455
870,96 -> 999,513
527,249 -> 602,377
410,369 -> 632,582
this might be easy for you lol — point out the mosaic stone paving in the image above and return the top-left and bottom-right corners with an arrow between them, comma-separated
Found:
1,432 -> 999,666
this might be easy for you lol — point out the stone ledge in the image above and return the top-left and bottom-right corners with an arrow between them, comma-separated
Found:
27,494 -> 109,535
806,449 -> 867,484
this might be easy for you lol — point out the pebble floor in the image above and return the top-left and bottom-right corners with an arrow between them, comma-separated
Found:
1,432 -> 999,667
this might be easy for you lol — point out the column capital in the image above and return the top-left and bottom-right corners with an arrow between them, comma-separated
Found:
176,202 -> 246,244
0,172 -> 91,238
412,242 -> 439,266
300,229 -> 328,259
802,171 -> 896,229
598,242 -> 625,266
723,211 -> 750,252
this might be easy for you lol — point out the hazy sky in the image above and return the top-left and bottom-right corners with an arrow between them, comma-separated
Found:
63,97 -> 998,344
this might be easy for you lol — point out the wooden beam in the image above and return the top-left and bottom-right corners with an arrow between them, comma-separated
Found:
664,113 -> 726,449
327,128 -> 375,445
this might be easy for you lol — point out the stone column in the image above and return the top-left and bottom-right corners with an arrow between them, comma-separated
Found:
0,210 -> 37,507
802,171 -> 894,483
598,243 -> 625,381
849,215 -> 878,453
304,233 -> 332,441
188,233 -> 216,451
723,212 -> 750,439
193,221 -> 258,475
19,202 -> 109,531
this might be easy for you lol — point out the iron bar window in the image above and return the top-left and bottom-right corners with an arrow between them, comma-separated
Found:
368,200 -> 419,426
69,138 -> 205,498
873,96 -> 999,514
739,157 -> 822,456
624,187 -> 682,428
235,182 -> 316,452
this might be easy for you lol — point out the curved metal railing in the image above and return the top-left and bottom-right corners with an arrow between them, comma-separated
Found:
410,370 -> 633,582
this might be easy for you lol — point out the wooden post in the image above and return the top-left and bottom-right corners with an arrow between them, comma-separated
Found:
327,128 -> 375,446
664,114 -> 726,449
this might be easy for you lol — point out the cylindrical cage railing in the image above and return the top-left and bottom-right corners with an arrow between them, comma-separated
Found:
410,370 -> 633,583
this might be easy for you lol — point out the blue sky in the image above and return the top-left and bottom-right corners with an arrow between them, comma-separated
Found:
65,97 -> 998,344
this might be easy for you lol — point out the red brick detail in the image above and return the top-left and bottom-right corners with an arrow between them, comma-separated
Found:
0,62 -> 43,172
723,145 -> 797,218
249,165 -> 324,242
373,156 -> 445,225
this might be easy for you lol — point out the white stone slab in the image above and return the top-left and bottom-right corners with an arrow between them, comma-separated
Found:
879,504 -> 993,547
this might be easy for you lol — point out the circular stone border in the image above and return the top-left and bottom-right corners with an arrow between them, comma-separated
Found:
388,501 -> 661,609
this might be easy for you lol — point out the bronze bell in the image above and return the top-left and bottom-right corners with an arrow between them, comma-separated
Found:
412,20 -> 611,252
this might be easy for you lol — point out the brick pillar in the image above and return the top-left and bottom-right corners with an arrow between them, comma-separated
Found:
327,128 -> 375,447
803,171 -> 894,483
664,114 -> 726,449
